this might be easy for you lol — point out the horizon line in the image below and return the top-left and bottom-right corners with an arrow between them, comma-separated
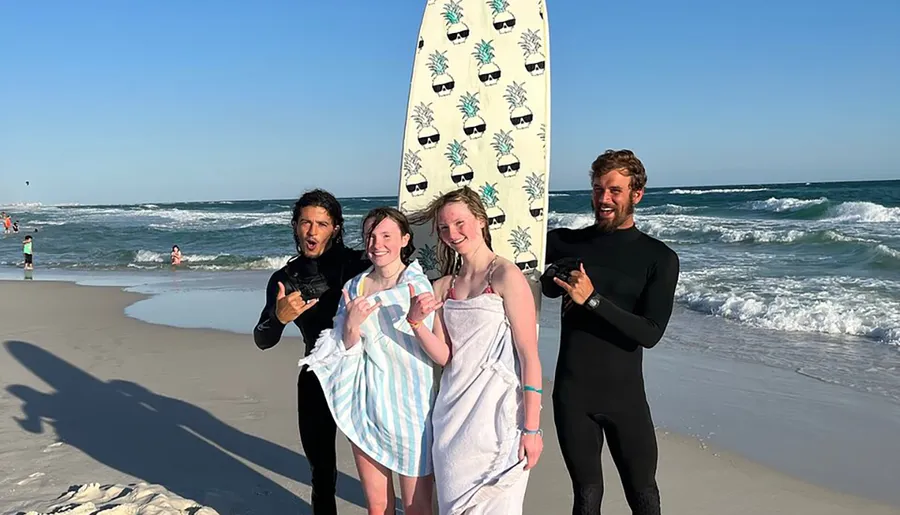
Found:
1,176 -> 897,208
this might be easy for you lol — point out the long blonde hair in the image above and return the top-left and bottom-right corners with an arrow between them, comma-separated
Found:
408,187 -> 493,277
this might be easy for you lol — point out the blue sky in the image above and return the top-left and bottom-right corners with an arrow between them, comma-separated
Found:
1,0 -> 898,204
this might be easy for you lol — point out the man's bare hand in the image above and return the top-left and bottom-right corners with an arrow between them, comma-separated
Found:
552,263 -> 595,305
275,281 -> 318,324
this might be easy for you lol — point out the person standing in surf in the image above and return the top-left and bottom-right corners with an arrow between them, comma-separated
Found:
406,187 -> 543,515
253,189 -> 369,515
23,235 -> 34,270
299,207 -> 438,515
170,245 -> 183,266
540,149 -> 680,515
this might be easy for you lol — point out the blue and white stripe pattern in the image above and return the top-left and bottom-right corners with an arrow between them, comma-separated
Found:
298,259 -> 438,477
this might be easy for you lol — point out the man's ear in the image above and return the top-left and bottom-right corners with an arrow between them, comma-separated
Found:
632,188 -> 644,205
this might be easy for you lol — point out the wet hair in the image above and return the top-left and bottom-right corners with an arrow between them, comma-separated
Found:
408,186 -> 492,276
291,189 -> 345,252
362,207 -> 416,265
590,149 -> 648,191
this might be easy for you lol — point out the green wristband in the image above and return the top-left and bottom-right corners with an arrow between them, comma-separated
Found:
523,385 -> 543,394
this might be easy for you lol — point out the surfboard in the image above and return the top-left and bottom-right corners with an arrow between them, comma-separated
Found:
397,0 -> 551,304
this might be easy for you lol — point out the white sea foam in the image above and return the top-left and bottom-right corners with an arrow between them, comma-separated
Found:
247,255 -> 292,270
548,212 -> 594,230
0,201 -> 44,209
24,205 -> 296,231
133,251 -> 224,264
669,188 -> 769,195
637,215 -> 809,244
134,250 -> 165,263
747,197 -> 828,212
641,204 -> 699,215
676,272 -> 900,345
129,250 -> 290,270
875,244 -> 900,261
826,201 -> 900,223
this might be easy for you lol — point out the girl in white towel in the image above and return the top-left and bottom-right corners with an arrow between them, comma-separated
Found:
407,187 -> 543,515
298,206 -> 438,515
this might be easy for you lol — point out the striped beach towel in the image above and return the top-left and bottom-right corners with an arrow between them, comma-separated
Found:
298,259 -> 438,477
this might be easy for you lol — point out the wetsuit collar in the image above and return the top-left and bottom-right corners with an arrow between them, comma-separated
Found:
289,241 -> 344,275
592,224 -> 642,241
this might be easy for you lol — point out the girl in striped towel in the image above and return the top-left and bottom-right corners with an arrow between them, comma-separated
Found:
298,206 -> 438,515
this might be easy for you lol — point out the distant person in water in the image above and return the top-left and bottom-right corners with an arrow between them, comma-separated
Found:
23,235 -> 34,270
171,245 -> 183,266
12,221 -> 19,233
253,189 -> 370,515
541,149 -> 680,515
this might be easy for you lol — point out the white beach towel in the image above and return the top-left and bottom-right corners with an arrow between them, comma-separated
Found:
432,292 -> 529,514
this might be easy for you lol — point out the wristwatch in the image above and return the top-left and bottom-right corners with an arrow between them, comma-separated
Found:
585,291 -> 602,310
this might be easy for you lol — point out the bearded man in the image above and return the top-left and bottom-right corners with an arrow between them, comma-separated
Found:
540,149 -> 680,515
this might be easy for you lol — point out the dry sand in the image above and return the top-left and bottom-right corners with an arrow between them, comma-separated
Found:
1,279 -> 897,514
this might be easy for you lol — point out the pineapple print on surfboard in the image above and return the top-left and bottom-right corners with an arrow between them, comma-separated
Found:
397,0 -> 551,307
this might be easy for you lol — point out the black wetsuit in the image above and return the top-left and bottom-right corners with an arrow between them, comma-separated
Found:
254,243 -> 368,515
540,224 -> 680,515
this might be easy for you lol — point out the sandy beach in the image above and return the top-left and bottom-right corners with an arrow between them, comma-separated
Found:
2,279 -> 898,515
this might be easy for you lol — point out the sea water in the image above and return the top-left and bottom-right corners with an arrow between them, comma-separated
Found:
3,179 -> 899,404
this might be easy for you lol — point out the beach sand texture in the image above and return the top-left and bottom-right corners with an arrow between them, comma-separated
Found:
1,280 -> 897,515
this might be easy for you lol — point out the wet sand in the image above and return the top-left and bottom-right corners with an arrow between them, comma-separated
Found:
1,280 -> 897,514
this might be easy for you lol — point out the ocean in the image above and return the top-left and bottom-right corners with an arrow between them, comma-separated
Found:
2,179 -> 899,404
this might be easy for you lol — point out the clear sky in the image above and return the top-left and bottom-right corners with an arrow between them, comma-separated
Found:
2,0 -> 898,205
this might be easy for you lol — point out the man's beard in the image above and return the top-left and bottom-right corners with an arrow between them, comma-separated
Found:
594,199 -> 634,232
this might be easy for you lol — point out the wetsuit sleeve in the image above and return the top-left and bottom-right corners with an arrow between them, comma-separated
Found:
253,272 -> 287,350
540,230 -> 565,298
586,250 -> 680,349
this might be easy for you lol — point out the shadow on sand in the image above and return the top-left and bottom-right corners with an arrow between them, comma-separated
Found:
4,340 -> 366,514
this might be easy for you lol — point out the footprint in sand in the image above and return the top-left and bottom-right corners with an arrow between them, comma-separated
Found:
42,442 -> 63,453
17,472 -> 45,486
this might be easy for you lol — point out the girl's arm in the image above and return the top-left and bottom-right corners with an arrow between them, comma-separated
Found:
494,261 -> 542,431
408,277 -> 453,366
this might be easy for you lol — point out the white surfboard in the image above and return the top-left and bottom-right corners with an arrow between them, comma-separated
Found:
397,0 -> 551,306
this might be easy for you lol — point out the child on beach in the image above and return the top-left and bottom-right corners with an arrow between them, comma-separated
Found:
298,206 -> 438,515
407,187 -> 543,515
23,235 -> 34,270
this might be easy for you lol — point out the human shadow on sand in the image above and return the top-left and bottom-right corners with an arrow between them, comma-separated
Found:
4,340 -> 366,514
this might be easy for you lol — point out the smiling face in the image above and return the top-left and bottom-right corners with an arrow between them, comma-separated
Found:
294,206 -> 337,258
363,216 -> 410,268
437,201 -> 487,257
591,169 -> 644,232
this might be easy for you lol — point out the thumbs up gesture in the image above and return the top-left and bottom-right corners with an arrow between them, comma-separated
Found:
407,283 -> 442,325
275,281 -> 318,324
